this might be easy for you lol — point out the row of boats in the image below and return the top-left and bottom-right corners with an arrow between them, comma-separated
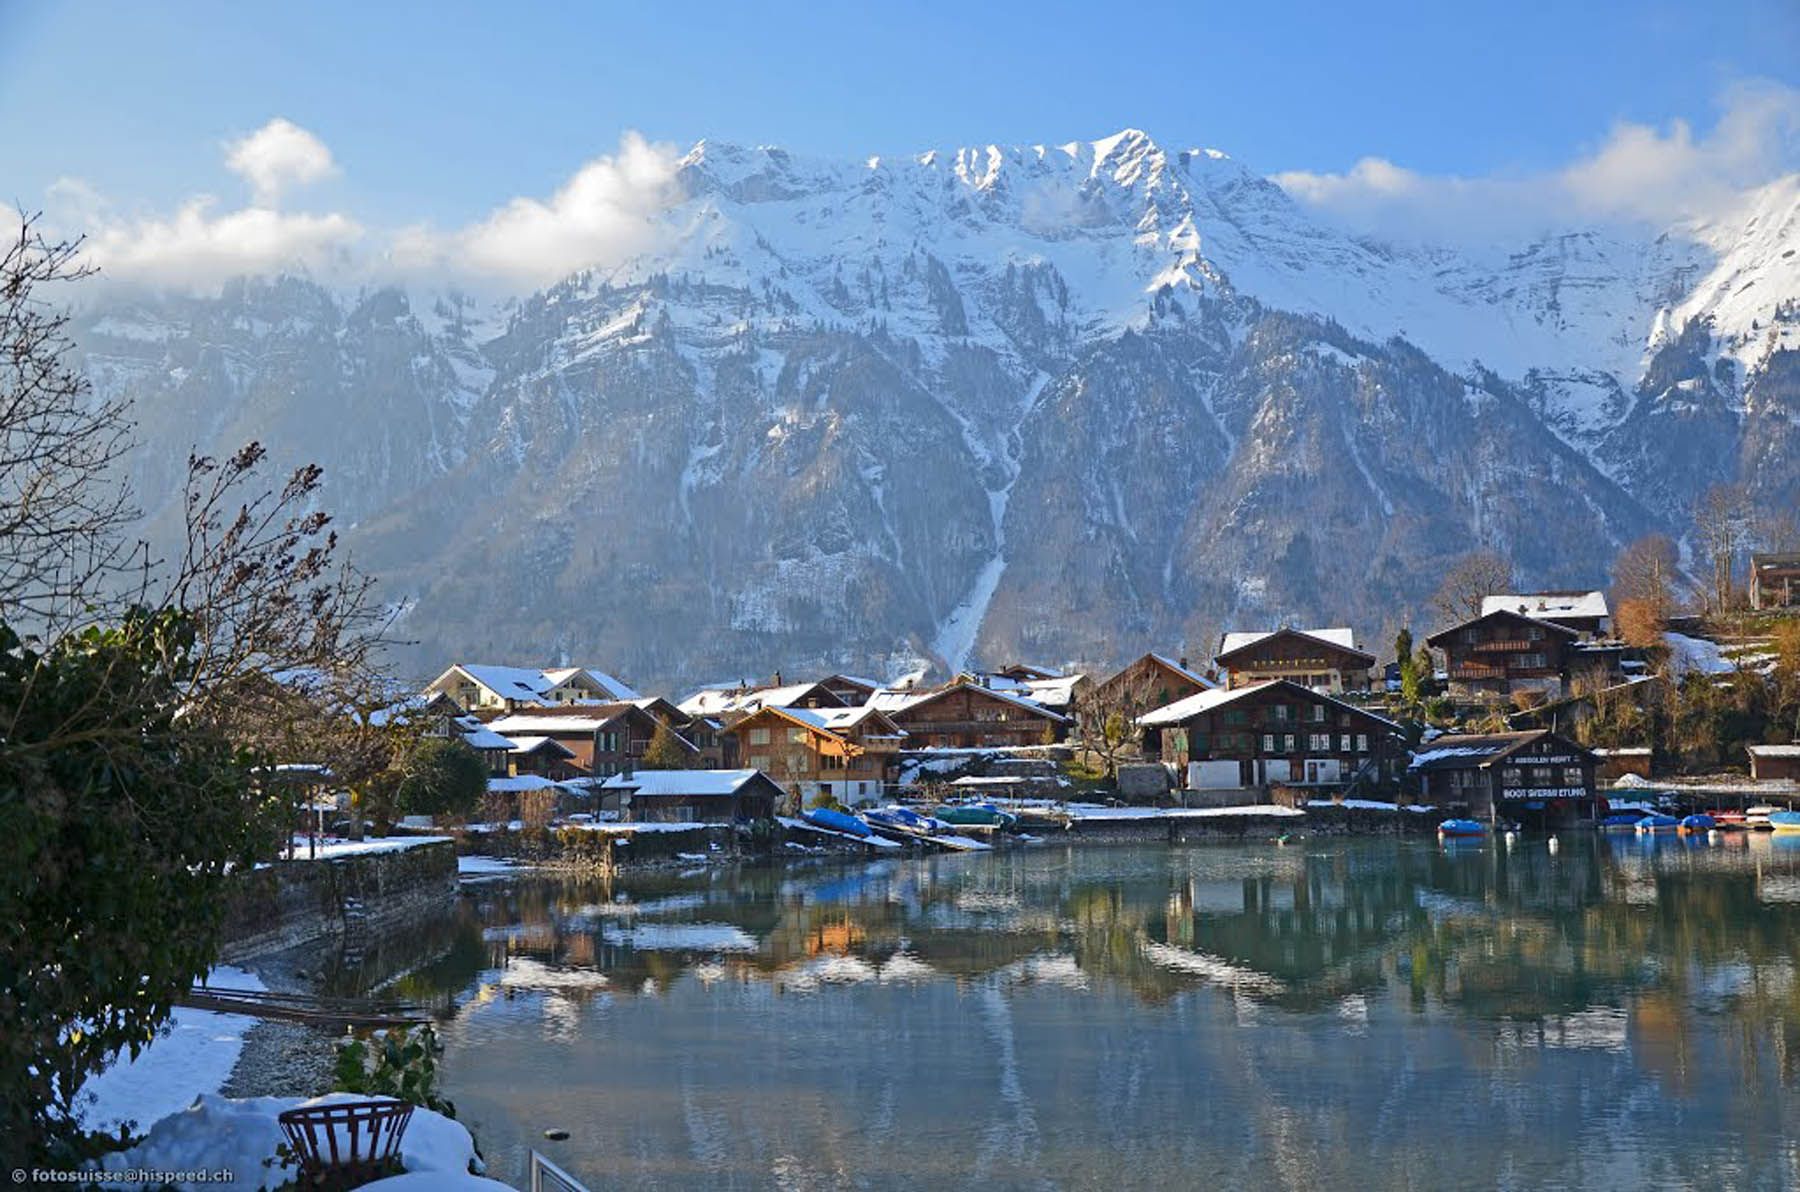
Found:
1439,807 -> 1800,839
802,802 -> 1024,842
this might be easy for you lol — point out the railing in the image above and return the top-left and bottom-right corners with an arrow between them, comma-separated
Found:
529,1149 -> 590,1192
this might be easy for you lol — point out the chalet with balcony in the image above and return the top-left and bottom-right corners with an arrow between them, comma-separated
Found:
1427,609 -> 1580,700
1751,554 -> 1800,611
1408,730 -> 1598,825
726,705 -> 907,805
1214,627 -> 1375,692
1480,591 -> 1610,638
873,679 -> 1071,748
677,678 -> 847,722
1137,679 -> 1403,793
487,701 -> 695,778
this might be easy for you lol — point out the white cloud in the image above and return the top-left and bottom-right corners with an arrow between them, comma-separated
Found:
224,118 -> 337,205
392,132 -> 682,286
79,198 -> 362,288
1273,80 -> 1800,242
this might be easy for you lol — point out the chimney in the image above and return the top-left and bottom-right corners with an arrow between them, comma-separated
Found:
773,670 -> 783,686
1179,656 -> 1189,671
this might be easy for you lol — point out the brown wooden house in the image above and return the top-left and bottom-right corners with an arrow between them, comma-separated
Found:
875,680 -> 1070,749
1427,609 -> 1580,701
1748,744 -> 1800,782
726,705 -> 907,805
1094,653 -> 1215,713
487,702 -> 697,778
598,768 -> 783,824
1480,591 -> 1610,638
1214,627 -> 1374,692
1751,554 -> 1800,610
1408,729 -> 1599,825
1138,679 -> 1403,793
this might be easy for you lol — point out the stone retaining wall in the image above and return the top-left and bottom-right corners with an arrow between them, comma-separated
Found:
218,840 -> 457,962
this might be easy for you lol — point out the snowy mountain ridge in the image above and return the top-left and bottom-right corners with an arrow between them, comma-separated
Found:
71,129 -> 1800,688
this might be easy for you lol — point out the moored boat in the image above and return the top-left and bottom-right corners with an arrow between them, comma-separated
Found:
1748,805 -> 1779,830
1600,813 -> 1642,830
803,807 -> 872,837
934,803 -> 1018,828
1678,814 -> 1716,834
1438,818 -> 1486,838
1636,814 -> 1679,833
1769,810 -> 1800,834
1708,810 -> 1748,829
864,806 -> 949,836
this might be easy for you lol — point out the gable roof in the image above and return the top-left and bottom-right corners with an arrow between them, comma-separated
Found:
455,717 -> 519,752
1138,678 -> 1399,730
598,768 -> 774,796
486,704 -> 637,735
1425,608 -> 1580,647
1480,591 -> 1609,621
542,667 -> 641,701
880,679 -> 1070,723
677,680 -> 845,718
1407,729 -> 1594,771
732,703 -> 906,742
1215,628 -> 1371,664
430,663 -> 640,706
501,735 -> 577,757
1142,653 -> 1216,689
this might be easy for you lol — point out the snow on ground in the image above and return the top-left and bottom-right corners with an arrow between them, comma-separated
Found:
77,966 -> 266,1135
1665,631 -> 1734,675
776,815 -> 903,848
456,854 -> 529,876
96,1092 -> 479,1191
1066,804 -> 1306,820
283,834 -> 451,860
1332,799 -> 1438,813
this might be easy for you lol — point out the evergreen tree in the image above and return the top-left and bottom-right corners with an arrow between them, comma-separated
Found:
641,721 -> 692,769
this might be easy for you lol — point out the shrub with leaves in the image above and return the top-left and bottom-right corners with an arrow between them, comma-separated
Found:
333,1024 -> 456,1120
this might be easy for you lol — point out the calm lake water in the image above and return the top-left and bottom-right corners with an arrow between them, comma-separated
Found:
393,836 -> 1800,1190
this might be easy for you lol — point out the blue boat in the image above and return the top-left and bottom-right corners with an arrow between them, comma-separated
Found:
1678,814 -> 1716,833
802,807 -> 871,838
863,807 -> 947,835
1770,810 -> 1800,834
1636,814 -> 1680,833
1438,819 -> 1486,838
1600,813 -> 1642,829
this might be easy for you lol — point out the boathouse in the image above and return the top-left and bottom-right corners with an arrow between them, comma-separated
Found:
598,768 -> 782,823
1408,729 -> 1599,825
1748,744 -> 1800,782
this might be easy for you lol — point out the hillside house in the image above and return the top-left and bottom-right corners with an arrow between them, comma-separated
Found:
502,735 -> 581,780
726,705 -> 907,804
677,679 -> 847,721
1427,609 -> 1581,701
980,669 -> 1087,713
1214,627 -> 1374,692
422,663 -> 640,713
598,769 -> 782,824
1094,653 -> 1216,713
1751,554 -> 1800,610
873,679 -> 1070,748
817,674 -> 883,705
1480,591 -> 1611,638
1138,679 -> 1403,793
1408,730 -> 1599,825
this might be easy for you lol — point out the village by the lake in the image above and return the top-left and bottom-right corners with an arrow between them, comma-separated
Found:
10,8 -> 1800,1189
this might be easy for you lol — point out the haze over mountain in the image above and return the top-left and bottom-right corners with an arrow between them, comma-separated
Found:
69,128 -> 1800,690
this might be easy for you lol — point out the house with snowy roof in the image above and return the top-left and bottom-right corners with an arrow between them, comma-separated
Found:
1407,729 -> 1598,825
724,704 -> 907,805
676,678 -> 846,721
1479,591 -> 1610,638
1748,744 -> 1800,783
598,768 -> 782,824
1138,679 -> 1402,795
488,702 -> 695,778
1213,628 -> 1375,692
876,678 -> 1070,749
1093,653 -> 1216,715
1426,609 -> 1583,701
422,663 -> 640,713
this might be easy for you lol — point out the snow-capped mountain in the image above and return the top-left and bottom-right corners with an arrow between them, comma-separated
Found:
72,130 -> 1800,689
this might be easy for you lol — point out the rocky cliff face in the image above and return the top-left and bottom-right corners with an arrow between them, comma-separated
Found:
72,132 -> 1800,690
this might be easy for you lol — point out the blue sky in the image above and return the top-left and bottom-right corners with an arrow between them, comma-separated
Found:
2,0 -> 1796,288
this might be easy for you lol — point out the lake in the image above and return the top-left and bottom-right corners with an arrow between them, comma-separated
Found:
393,835 -> 1800,1189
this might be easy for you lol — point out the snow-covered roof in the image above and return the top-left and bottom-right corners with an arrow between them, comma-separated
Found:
1138,678 -> 1398,730
894,681 -> 1069,722
1216,628 -> 1365,659
1481,591 -> 1609,621
457,723 -> 517,751
487,710 -> 625,735
543,666 -> 641,701
678,681 -> 838,717
500,735 -> 573,756
1750,745 -> 1800,758
984,672 -> 1085,707
1146,653 -> 1217,689
454,664 -> 557,702
1407,730 -> 1589,770
487,775 -> 563,792
599,768 -> 769,796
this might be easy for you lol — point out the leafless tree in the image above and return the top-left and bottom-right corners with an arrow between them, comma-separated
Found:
0,215 -> 143,632
1430,549 -> 1515,627
1074,670 -> 1159,780
1694,483 -> 1753,613
1611,532 -> 1681,646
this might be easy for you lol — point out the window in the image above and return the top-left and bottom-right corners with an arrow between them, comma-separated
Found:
823,754 -> 845,770
1274,704 -> 1291,722
1311,704 -> 1327,722
788,726 -> 808,744
1502,767 -> 1524,787
749,754 -> 770,771
1356,734 -> 1368,752
1309,733 -> 1331,751
1224,708 -> 1248,726
1262,734 -> 1276,752
1339,733 -> 1352,751
1562,766 -> 1584,785
1191,734 -> 1209,754
1526,625 -> 1543,641
748,727 -> 770,746
1530,766 -> 1556,785
1515,653 -> 1546,670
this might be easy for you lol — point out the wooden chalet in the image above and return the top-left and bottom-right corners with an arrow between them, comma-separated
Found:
1751,554 -> 1800,610
1426,609 -> 1580,700
1214,627 -> 1374,692
726,705 -> 907,805
487,702 -> 697,778
503,736 -> 581,780
1408,729 -> 1599,825
1094,653 -> 1215,712
677,679 -> 846,722
875,679 -> 1070,748
817,674 -> 883,705
422,663 -> 639,713
1138,679 -> 1403,793
597,769 -> 782,824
